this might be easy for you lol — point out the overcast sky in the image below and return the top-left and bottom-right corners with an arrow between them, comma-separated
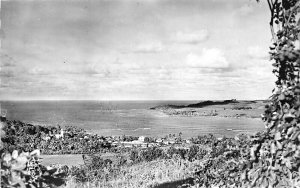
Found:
0,0 -> 275,100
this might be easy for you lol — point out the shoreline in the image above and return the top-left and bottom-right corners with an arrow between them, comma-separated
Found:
150,99 -> 265,119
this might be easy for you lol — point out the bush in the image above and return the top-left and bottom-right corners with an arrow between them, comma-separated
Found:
129,149 -> 140,163
166,146 -> 188,160
187,145 -> 207,161
139,147 -> 165,162
1,149 -> 67,188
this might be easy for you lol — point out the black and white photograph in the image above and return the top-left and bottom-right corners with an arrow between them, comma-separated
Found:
1,0 -> 300,187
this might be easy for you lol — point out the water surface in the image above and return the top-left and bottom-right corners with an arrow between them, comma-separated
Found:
1,100 -> 265,138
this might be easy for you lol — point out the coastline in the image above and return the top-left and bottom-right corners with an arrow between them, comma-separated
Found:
150,99 -> 266,119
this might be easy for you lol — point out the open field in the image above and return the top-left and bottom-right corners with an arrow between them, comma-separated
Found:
41,154 -> 84,166
41,153 -> 120,166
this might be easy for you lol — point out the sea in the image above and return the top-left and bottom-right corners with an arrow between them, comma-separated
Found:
0,100 -> 265,138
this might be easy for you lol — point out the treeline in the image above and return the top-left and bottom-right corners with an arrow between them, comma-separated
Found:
1,120 -> 113,154
0,120 -> 69,188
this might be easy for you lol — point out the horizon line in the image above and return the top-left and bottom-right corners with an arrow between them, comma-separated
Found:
0,98 -> 269,101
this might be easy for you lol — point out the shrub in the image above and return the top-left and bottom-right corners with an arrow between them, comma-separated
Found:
166,146 -> 188,160
1,149 -> 67,188
187,145 -> 207,161
129,149 -> 140,163
139,147 -> 165,162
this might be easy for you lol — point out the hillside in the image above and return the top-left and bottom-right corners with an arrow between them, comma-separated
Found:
150,100 -> 268,118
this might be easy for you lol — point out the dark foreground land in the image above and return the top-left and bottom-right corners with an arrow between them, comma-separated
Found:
1,116 -> 261,188
1,100 -> 269,187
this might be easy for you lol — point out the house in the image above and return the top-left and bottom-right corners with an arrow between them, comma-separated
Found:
54,129 -> 64,139
138,136 -> 145,142
169,139 -> 176,144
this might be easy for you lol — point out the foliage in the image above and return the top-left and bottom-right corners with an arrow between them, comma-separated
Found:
139,147 -> 165,162
69,155 -> 114,183
187,145 -> 207,161
66,157 -> 197,188
129,147 -> 165,163
243,1 -> 300,187
1,120 -> 112,155
1,149 -> 67,188
166,146 -> 188,160
190,134 -> 217,145
193,135 -> 252,188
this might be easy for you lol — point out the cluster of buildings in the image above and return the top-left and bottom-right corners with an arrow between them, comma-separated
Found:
111,136 -> 191,148
40,126 -> 191,149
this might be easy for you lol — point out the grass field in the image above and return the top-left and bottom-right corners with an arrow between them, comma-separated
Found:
64,158 -> 198,188
41,153 -> 118,166
41,154 -> 84,166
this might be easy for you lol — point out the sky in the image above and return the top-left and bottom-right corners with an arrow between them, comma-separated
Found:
0,0 -> 275,100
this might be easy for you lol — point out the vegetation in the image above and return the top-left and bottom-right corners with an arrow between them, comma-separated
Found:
0,121 -> 68,188
150,99 -> 238,110
2,120 -> 112,155
244,0 -> 300,187
64,133 -> 252,187
1,0 -> 300,187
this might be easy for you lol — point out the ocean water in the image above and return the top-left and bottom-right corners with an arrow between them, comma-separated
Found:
0,100 -> 265,138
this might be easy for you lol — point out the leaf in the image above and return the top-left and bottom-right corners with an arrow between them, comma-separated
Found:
276,141 -> 282,150
11,156 -> 27,171
271,142 -> 276,154
284,114 -> 295,122
19,152 -> 29,158
274,132 -> 282,141
286,127 -> 294,136
241,171 -> 247,180
286,160 -> 292,169
3,153 -> 12,164
278,94 -> 285,100
291,131 -> 300,140
11,171 -> 26,188
30,149 -> 40,157
46,168 -> 58,175
12,150 -> 19,160
251,173 -> 259,187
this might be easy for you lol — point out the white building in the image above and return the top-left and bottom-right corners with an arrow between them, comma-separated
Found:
138,136 -> 145,142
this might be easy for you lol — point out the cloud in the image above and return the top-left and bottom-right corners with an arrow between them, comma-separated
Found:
28,67 -> 52,75
0,53 -> 17,67
0,0 -> 273,100
132,42 -> 164,53
171,30 -> 209,44
186,48 -> 229,68
0,70 -> 15,78
235,4 -> 254,16
0,52 -> 20,79
247,46 -> 269,59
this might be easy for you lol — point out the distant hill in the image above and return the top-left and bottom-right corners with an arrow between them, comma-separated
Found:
150,99 -> 239,110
